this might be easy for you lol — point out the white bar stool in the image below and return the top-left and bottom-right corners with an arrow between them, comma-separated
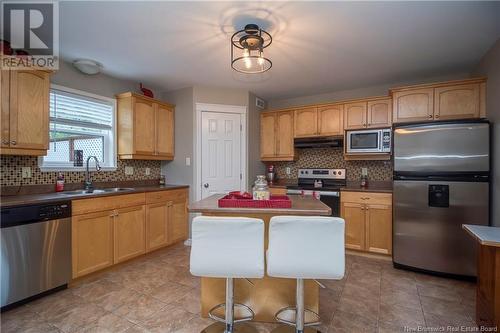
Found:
190,216 -> 265,333
267,216 -> 345,333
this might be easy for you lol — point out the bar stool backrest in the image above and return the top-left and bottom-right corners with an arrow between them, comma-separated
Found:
267,216 -> 345,279
190,216 -> 265,279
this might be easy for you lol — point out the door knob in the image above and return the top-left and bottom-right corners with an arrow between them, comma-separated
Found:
203,183 -> 209,188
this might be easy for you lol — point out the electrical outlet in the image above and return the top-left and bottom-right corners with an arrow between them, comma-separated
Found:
185,157 -> 191,166
286,167 -> 291,175
145,167 -> 151,176
21,167 -> 32,178
124,166 -> 134,175
361,167 -> 368,176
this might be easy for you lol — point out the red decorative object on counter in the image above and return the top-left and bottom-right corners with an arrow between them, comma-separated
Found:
218,193 -> 291,208
140,83 -> 154,98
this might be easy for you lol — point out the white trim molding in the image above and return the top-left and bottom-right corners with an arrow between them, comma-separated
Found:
194,103 -> 248,202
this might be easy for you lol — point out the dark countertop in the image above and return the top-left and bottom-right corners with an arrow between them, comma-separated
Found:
340,181 -> 393,193
189,194 -> 331,216
268,179 -> 393,193
0,184 -> 189,208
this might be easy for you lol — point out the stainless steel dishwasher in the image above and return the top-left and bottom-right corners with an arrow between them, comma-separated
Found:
1,201 -> 72,310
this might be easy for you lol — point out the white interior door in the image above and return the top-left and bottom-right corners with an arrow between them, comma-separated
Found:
201,112 -> 242,199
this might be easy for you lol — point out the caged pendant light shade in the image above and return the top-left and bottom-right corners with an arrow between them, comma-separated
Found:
231,24 -> 272,74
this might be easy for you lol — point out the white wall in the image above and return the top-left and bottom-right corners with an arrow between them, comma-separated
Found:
248,93 -> 267,188
474,39 -> 500,227
267,72 -> 471,110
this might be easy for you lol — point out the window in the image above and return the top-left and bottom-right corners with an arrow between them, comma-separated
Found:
39,85 -> 116,171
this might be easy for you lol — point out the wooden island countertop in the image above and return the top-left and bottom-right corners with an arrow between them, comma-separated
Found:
188,193 -> 331,215
189,193 -> 332,323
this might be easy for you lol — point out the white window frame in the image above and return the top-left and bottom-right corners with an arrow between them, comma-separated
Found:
38,84 -> 117,172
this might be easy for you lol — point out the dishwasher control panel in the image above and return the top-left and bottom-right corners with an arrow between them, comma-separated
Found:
1,201 -> 72,228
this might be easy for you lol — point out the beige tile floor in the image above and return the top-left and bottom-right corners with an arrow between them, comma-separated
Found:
1,243 -> 477,333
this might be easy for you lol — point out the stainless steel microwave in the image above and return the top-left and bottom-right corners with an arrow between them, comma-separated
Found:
346,128 -> 392,153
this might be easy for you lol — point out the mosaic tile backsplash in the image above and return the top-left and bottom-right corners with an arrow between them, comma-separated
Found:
272,148 -> 393,181
0,155 -> 162,187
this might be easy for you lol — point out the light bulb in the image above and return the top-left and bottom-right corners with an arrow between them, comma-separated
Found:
243,48 -> 249,58
244,57 -> 252,69
258,56 -> 264,66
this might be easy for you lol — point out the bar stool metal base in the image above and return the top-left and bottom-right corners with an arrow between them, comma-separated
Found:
201,322 -> 261,333
270,326 -> 323,333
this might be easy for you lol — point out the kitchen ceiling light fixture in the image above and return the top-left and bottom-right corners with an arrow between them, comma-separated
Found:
231,24 -> 272,74
72,59 -> 103,75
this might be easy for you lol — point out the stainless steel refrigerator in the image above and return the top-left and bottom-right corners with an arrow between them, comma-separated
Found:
393,121 -> 489,278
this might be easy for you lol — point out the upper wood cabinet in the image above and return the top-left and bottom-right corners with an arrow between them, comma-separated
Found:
344,102 -> 367,130
434,83 -> 480,120
391,78 -> 486,124
294,107 -> 318,137
260,110 -> 296,161
344,98 -> 392,130
318,104 -> 344,136
1,69 -> 50,156
116,92 -> 175,160
367,99 -> 392,128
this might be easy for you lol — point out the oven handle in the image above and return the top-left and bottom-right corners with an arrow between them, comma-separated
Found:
316,191 -> 340,197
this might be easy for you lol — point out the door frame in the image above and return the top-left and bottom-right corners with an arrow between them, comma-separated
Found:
194,103 -> 247,201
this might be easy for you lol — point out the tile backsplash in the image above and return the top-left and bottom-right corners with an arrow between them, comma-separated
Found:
271,148 -> 393,181
0,155 -> 162,187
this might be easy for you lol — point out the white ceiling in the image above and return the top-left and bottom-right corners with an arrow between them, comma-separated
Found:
60,1 -> 500,100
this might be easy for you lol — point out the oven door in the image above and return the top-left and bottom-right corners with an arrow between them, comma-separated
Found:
346,130 -> 381,153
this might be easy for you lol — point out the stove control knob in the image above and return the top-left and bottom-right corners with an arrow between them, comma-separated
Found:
333,171 -> 337,175
338,171 -> 342,175
305,171 -> 309,174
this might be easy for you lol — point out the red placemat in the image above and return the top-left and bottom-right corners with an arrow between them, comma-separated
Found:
218,195 -> 292,208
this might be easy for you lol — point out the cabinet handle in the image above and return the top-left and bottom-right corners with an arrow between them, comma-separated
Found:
435,115 -> 440,119
10,140 -> 16,145
428,115 -> 433,119
1,140 -> 8,145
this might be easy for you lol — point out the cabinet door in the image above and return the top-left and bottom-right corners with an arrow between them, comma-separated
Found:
344,102 -> 367,130
260,113 -> 276,158
367,99 -> 392,128
9,70 -> 49,150
434,84 -> 480,120
114,205 -> 146,263
318,104 -> 343,136
169,194 -> 188,243
392,88 -> 434,123
366,204 -> 392,255
1,70 -> 9,148
134,98 -> 155,154
276,111 -> 294,158
341,202 -> 366,251
156,104 -> 174,157
146,201 -> 170,252
294,107 -> 317,137
72,211 -> 114,278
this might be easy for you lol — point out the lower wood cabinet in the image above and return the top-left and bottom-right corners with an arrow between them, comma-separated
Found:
72,189 -> 188,278
341,191 -> 392,255
72,210 -> 114,278
114,205 -> 146,263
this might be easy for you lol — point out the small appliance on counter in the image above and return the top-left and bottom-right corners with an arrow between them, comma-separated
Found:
266,164 -> 277,183
286,168 -> 346,217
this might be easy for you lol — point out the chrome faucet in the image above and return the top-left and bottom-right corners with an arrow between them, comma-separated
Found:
84,156 -> 101,191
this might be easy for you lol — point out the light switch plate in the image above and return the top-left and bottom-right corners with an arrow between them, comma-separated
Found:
21,167 -> 32,178
124,166 -> 134,175
286,167 -> 291,175
145,167 -> 151,176
186,157 -> 191,166
361,167 -> 368,176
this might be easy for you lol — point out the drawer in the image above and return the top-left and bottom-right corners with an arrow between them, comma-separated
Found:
341,191 -> 392,205
146,188 -> 188,204
72,193 -> 146,215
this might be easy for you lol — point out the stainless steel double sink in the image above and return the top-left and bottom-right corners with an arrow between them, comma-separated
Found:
60,188 -> 134,195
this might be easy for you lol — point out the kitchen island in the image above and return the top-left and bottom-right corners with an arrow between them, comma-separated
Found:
189,194 -> 331,322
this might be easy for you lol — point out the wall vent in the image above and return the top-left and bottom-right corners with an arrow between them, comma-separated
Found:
255,97 -> 265,109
